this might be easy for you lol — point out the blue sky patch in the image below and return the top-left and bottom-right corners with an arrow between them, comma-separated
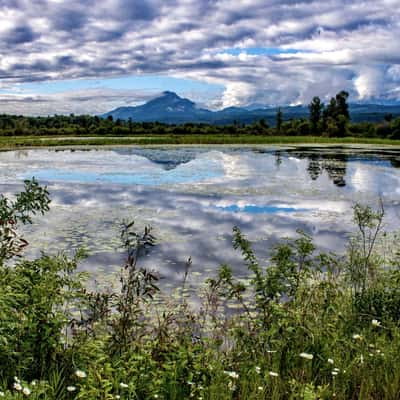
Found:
216,204 -> 308,214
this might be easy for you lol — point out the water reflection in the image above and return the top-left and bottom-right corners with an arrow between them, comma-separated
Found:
216,204 -> 309,214
391,158 -> 400,168
114,147 -> 199,170
282,147 -> 400,188
0,145 -> 399,289
304,153 -> 347,187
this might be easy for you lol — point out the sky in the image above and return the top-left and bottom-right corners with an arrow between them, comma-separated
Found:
0,0 -> 399,115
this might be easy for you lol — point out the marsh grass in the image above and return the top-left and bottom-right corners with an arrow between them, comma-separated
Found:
1,182 -> 400,399
0,134 -> 400,150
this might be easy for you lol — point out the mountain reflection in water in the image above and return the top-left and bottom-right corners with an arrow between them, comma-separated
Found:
0,145 -> 399,289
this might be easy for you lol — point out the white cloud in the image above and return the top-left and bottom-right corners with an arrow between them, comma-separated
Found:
0,0 -> 399,113
0,88 -> 159,115
354,67 -> 385,100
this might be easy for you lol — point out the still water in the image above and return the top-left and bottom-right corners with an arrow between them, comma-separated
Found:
1,145 -> 400,287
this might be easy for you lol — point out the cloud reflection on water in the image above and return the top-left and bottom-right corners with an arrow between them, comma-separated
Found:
0,146 -> 399,289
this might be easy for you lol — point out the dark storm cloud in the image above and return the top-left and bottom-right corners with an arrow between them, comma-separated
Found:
0,0 -> 399,112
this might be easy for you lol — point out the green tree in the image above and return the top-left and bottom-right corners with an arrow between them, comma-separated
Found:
336,114 -> 348,137
323,91 -> 350,136
391,117 -> 400,139
308,96 -> 324,133
335,90 -> 350,119
128,117 -> 133,134
384,113 -> 393,123
259,118 -> 269,129
326,117 -> 339,137
276,108 -> 283,132
326,97 -> 338,120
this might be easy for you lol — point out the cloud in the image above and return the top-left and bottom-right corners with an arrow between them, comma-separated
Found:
354,67 -> 385,100
0,88 -> 159,115
0,0 -> 399,113
51,7 -> 88,31
3,25 -> 38,45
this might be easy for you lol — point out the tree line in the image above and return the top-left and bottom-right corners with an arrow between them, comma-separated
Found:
274,90 -> 399,139
0,90 -> 399,138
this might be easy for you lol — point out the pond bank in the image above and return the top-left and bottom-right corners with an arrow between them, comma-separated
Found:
1,134 -> 400,150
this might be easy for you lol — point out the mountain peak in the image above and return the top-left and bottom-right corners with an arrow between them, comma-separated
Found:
161,91 -> 180,98
146,91 -> 195,111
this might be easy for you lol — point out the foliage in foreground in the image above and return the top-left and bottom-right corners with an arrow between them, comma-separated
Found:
1,181 -> 400,399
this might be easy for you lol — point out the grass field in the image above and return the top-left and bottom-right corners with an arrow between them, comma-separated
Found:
0,134 -> 400,149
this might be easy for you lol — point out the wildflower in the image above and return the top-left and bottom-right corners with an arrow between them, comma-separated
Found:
332,371 -> 338,376
269,371 -> 279,377
0,391 -> 4,397
258,386 -> 263,391
299,352 -> 314,360
115,396 -> 121,399
328,358 -> 334,364
13,383 -> 22,391
267,350 -> 277,353
255,366 -> 261,374
224,371 -> 239,379
120,382 -> 129,389
352,334 -> 363,341
31,381 -> 36,386
22,387 -> 31,396
67,386 -> 77,392
14,377 -> 20,383
372,319 -> 381,327
75,370 -> 87,379
228,381 -> 236,391
333,368 -> 340,372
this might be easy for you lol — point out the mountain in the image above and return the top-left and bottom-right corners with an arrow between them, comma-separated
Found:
102,91 -> 213,124
102,92 -> 400,125
243,103 -> 269,111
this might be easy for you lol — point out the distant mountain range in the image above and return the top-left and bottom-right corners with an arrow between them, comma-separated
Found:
101,91 -> 400,125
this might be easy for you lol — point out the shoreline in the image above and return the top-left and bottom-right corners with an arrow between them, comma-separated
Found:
1,134 -> 400,151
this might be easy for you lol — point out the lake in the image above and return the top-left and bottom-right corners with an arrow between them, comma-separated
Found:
1,145 -> 400,289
